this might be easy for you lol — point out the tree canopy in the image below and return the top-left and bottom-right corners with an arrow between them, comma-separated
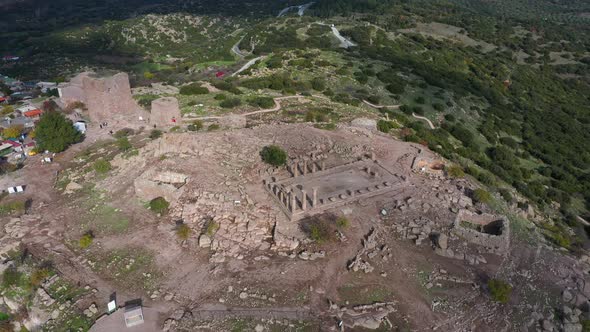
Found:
35,111 -> 83,152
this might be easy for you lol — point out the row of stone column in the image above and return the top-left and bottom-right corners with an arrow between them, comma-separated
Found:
265,181 -> 320,213
290,159 -> 325,177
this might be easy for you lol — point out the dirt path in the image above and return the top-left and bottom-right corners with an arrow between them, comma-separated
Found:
186,95 -> 307,121
361,100 -> 435,129
316,22 -> 357,48
190,304 -> 316,320
412,113 -> 435,129
231,36 -> 246,58
231,56 -> 266,77
362,100 -> 400,110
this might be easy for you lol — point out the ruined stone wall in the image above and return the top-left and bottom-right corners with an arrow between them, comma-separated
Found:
150,97 -> 181,127
82,72 -> 143,123
57,72 -> 92,106
452,209 -> 510,254
134,169 -> 188,203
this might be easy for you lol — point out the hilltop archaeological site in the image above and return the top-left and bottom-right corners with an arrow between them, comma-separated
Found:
0,70 -> 589,332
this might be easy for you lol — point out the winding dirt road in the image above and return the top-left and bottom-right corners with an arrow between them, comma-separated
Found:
362,100 -> 435,129
411,113 -> 435,129
186,95 -> 307,121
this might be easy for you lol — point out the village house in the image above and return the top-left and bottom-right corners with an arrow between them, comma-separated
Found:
15,105 -> 39,116
0,142 -> 14,156
23,109 -> 43,119
37,82 -> 58,93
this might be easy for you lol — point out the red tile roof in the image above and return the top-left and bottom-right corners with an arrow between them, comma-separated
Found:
23,109 -> 42,117
3,140 -> 20,147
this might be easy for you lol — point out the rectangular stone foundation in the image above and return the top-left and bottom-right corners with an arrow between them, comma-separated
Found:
265,158 -> 404,221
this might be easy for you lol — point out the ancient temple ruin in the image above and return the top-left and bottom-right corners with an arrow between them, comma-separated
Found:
265,153 -> 406,220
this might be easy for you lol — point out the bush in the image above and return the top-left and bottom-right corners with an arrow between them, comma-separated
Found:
248,97 -> 275,109
212,80 -> 233,91
444,114 -> 456,122
415,96 -> 426,104
113,128 -> 134,139
149,197 -> 169,214
446,165 -> 465,178
79,233 -> 93,249
487,279 -> 512,304
220,98 -> 242,108
93,159 -> 112,174
377,120 -> 395,133
1,105 -> 14,115
473,189 -> 492,204
176,224 -> 191,240
214,94 -> 227,100
2,125 -> 23,139
0,200 -> 26,216
499,188 -> 513,203
205,220 -> 219,236
300,216 -> 337,244
187,120 -> 203,131
117,137 -> 132,152
30,268 -> 50,287
149,129 -> 162,140
34,111 -> 83,152
1,267 -> 22,288
311,77 -> 326,91
260,145 -> 287,166
207,124 -> 220,131
336,216 -> 350,229
433,103 -> 445,111
180,83 -> 209,95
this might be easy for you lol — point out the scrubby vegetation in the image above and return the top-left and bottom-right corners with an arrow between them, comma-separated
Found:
149,197 -> 170,214
149,129 -> 162,140
260,145 -> 287,166
487,279 -> 512,304
79,233 -> 94,249
176,224 -> 191,240
93,159 -> 112,174
300,215 -> 342,244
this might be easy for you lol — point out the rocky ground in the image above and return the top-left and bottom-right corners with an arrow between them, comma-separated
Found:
0,120 -> 589,332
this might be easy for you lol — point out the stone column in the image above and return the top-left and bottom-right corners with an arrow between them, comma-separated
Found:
350,189 -> 355,198
321,160 -> 325,171
278,189 -> 284,204
312,161 -> 317,173
303,160 -> 308,175
291,190 -> 297,212
312,187 -> 318,207
301,190 -> 307,210
371,151 -> 376,161
367,166 -> 371,174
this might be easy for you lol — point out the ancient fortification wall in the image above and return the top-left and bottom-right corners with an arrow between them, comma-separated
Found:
60,72 -> 148,126
452,209 -> 510,254
150,97 -> 181,127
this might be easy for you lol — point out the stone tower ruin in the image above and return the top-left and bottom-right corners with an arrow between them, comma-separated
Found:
59,72 -> 148,126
